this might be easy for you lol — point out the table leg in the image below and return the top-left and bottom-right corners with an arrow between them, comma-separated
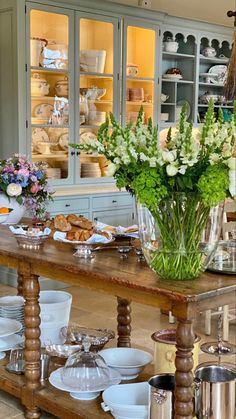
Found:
117,297 -> 131,347
22,273 -> 41,419
174,320 -> 195,419
17,273 -> 23,296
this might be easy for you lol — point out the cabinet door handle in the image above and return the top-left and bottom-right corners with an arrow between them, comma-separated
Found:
65,204 -> 71,207
70,151 -> 75,156
76,151 -> 80,156
112,200 -> 117,203
94,217 -> 98,221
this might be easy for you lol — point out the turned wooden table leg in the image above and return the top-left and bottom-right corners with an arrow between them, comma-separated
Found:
17,273 -> 23,296
174,320 -> 195,419
22,272 -> 41,419
117,297 -> 131,347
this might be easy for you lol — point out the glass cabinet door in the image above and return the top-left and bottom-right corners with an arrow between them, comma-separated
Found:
28,6 -> 73,183
123,21 -> 157,126
77,14 -> 120,181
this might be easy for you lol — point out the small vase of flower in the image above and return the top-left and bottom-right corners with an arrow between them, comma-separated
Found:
71,100 -> 236,280
0,154 -> 53,223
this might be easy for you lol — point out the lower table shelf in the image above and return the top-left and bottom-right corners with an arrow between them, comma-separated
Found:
0,356 -> 154,418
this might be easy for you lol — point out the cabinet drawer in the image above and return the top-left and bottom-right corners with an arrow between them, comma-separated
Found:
92,208 -> 134,227
92,194 -> 133,210
47,197 -> 90,214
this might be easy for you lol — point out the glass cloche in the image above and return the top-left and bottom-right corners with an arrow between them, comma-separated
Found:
60,339 -> 121,396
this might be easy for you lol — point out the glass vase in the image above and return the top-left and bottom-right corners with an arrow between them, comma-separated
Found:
137,193 -> 224,281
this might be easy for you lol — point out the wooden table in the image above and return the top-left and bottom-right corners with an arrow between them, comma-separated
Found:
0,225 -> 235,419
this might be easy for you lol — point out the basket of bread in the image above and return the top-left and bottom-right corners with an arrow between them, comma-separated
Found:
50,214 -> 113,258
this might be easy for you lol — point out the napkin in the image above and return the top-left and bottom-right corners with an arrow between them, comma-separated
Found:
96,222 -> 139,239
53,231 -> 112,244
9,226 -> 51,237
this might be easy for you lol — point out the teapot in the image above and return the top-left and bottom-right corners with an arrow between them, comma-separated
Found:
202,46 -> 217,58
161,93 -> 169,103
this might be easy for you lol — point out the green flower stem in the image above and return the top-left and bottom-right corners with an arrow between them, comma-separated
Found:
149,195 -> 210,280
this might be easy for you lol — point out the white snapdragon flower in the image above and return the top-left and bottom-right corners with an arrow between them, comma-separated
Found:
139,152 -> 148,161
107,163 -> 117,177
149,157 -> 158,167
229,169 -> 236,197
178,165 -> 187,175
162,150 -> 177,163
6,183 -> 22,197
166,164 -> 178,176
209,153 -> 221,165
226,157 -> 236,170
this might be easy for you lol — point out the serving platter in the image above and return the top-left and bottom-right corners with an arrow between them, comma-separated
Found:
207,65 -> 227,84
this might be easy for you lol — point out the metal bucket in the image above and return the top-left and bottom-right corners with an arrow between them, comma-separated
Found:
194,362 -> 236,419
148,373 -> 175,419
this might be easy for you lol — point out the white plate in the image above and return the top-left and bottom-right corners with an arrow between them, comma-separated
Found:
0,318 -> 22,338
58,132 -> 69,150
80,131 -> 97,144
176,100 -> 191,121
32,128 -> 49,143
34,103 -> 54,119
207,65 -> 227,84
0,296 -> 24,308
0,334 -> 24,352
49,367 -> 121,399
163,74 -> 183,80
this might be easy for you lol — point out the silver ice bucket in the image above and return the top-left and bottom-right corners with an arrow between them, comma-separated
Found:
148,373 -> 175,419
194,362 -> 236,419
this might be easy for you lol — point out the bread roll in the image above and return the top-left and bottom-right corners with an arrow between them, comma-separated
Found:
54,214 -> 72,232
67,214 -> 93,230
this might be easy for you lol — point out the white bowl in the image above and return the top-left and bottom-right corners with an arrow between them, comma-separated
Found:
102,382 -> 149,419
160,113 -> 169,122
99,348 -> 153,380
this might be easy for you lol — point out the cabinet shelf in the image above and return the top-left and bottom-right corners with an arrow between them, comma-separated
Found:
162,79 -> 194,84
126,101 -> 153,106
31,66 -> 69,74
80,72 -> 113,79
32,154 -> 68,159
199,56 -> 229,64
88,100 -> 112,104
31,124 -> 69,128
163,52 -> 195,59
198,103 -> 234,108
126,76 -> 154,82
199,82 -> 224,87
161,103 -> 176,106
31,96 -> 68,100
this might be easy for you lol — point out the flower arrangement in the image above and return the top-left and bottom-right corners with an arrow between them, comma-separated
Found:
71,100 -> 236,280
0,154 -> 54,219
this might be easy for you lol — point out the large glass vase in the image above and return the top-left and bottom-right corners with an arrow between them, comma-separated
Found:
137,193 -> 224,281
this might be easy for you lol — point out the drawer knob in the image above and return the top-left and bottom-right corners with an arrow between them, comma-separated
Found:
65,204 -> 71,207
112,200 -> 117,203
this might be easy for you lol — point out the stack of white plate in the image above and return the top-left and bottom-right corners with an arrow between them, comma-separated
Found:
0,296 -> 25,331
45,168 -> 61,179
81,162 -> 101,178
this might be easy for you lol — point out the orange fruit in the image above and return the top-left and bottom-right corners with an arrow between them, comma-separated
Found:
0,207 -> 10,214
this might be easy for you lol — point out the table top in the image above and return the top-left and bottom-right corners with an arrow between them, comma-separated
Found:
0,226 -> 235,310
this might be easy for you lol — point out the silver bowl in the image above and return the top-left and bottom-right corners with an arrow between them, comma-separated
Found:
60,325 -> 115,352
15,234 -> 49,250
45,343 -> 82,358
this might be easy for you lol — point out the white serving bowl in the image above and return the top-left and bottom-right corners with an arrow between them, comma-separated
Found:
102,381 -> 149,419
99,348 -> 153,380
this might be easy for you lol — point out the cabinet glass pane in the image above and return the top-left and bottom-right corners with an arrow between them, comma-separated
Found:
126,26 -> 155,123
30,10 -> 70,180
79,18 -> 114,179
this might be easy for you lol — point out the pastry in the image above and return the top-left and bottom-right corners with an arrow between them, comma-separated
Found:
67,214 -> 93,230
54,214 -> 72,232
75,229 -> 93,242
66,231 -> 76,241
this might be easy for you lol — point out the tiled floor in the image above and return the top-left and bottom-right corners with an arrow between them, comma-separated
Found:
0,283 -> 235,418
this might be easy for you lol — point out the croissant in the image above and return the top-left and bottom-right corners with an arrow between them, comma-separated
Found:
67,214 -> 93,230
54,214 -> 72,232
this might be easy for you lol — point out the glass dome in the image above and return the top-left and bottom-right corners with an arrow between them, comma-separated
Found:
60,339 -> 120,391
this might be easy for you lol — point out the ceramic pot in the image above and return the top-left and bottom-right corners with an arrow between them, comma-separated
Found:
0,193 -> 26,224
55,77 -> 68,97
31,73 -> 50,96
163,38 -> 179,53
202,46 -> 217,57
151,329 -> 200,374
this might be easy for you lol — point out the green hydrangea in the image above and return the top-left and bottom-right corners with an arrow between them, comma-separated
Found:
197,164 -> 229,207
131,167 -> 168,211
